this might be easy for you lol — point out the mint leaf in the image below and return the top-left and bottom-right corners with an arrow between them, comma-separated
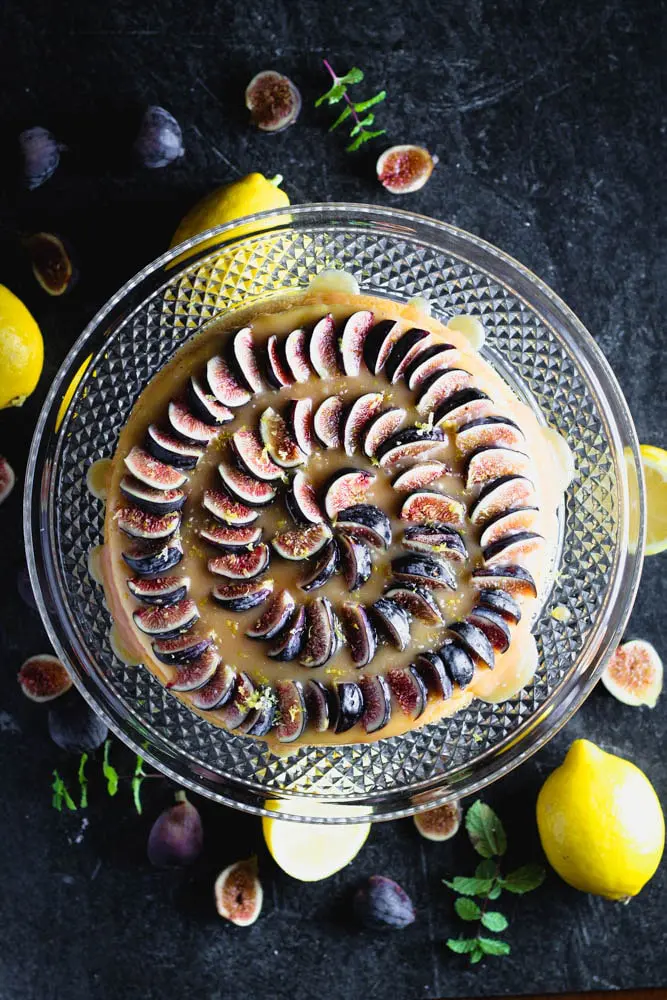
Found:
329,105 -> 352,131
77,753 -> 89,809
446,938 -> 478,954
353,90 -> 386,113
52,770 -> 76,812
455,898 -> 481,921
465,801 -> 507,858
131,755 -> 146,815
488,883 -> 502,900
346,128 -> 386,152
475,859 -> 497,879
481,911 -> 508,932
501,864 -> 546,894
102,740 -> 119,797
469,946 -> 485,965
478,937 -> 511,956
349,113 -> 375,138
340,67 -> 364,85
315,82 -> 346,106
443,876 -> 493,897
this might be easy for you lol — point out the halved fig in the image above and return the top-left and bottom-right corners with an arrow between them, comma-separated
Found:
385,328 -> 429,383
331,682 -> 364,733
376,144 -> 436,194
267,605 -> 307,660
219,672 -> 256,730
371,598 -> 411,650
392,553 -> 456,590
168,400 -> 221,444
313,395 -> 344,449
377,426 -> 446,471
417,368 -> 473,416
284,328 -> 312,382
191,662 -> 237,709
275,680 -> 307,743
18,655 -> 72,703
203,489 -> 259,525
285,470 -> 325,524
188,375 -> 234,425
229,328 -> 264,392
479,507 -> 540,550
414,651 -> 452,699
235,686 -> 276,737
392,462 -> 448,492
124,446 -> 187,490
439,639 -> 475,688
402,523 -> 467,560
232,429 -> 284,481
405,344 -> 458,390
363,407 -> 407,458
284,398 -> 314,456
122,538 -> 183,577
363,319 -> 403,375
457,416 -> 525,458
359,674 -> 392,733
466,447 -> 532,488
218,460 -> 277,506
447,621 -> 495,669
309,313 -> 340,378
298,539 -> 339,591
265,335 -> 293,388
208,543 -> 270,579
335,504 -> 391,549
400,490 -> 466,527
339,602 -> 377,667
127,575 -> 189,606
468,608 -> 512,654
384,582 -> 443,625
211,579 -> 274,610
246,589 -> 296,639
258,407 -> 304,469
483,530 -> 544,566
245,69 -> 301,132
433,387 -> 493,429
272,523 -> 332,560
115,506 -> 180,540
337,533 -> 372,591
133,597 -> 199,637
146,425 -> 203,469
386,666 -> 427,719
207,355 -> 251,407
476,588 -> 522,624
340,310 -> 374,376
342,392 -> 385,456
120,477 -> 185,515
304,678 -> 331,732
601,639 -> 664,708
470,476 -> 536,526
324,468 -> 375,520
300,597 -> 338,667
167,646 -> 220,692
471,565 -> 537,598
214,858 -> 263,927
413,802 -> 462,842
152,630 -> 213,665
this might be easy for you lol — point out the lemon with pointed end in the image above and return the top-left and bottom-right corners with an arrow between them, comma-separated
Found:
263,798 -> 370,881
537,739 -> 664,900
0,285 -> 43,409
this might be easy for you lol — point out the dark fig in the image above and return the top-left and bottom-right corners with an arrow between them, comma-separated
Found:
413,801 -> 462,842
467,607 -> 512,654
127,575 -> 189,606
342,392 -> 385,456
433,387 -> 493,429
298,539 -> 339,592
479,507 -> 540,550
362,407 -> 407,458
471,564 -> 538,598
386,666 -> 427,719
267,605 -> 307,660
218,460 -> 277,506
0,456 -> 15,505
392,461 -> 448,492
391,553 -> 456,590
309,313 -> 340,378
146,425 -> 203,469
313,395 -> 344,449
48,693 -> 108,752
275,679 -> 307,743
359,674 -> 392,733
167,646 -> 220,692
147,791 -> 203,867
457,416 -> 525,457
438,639 -> 475,689
400,490 -> 466,528
447,621 -> 495,669
168,400 -> 221,443
402,523 -> 467,560
207,355 -> 251,407
189,375 -> 234,425
202,489 -> 259,525
208,543 -> 270,579
245,70 -> 301,131
354,875 -> 416,929
377,426 -> 446,471
20,126 -> 65,189
285,470 -> 325,525
376,143 -> 437,194
215,859 -> 263,926
405,343 -> 458,390
125,446 -> 188,490
120,477 -> 185,515
134,105 -> 184,168
304,678 -> 331,732
324,468 -> 375,520
300,597 -> 338,667
211,579 -> 274,611
385,327 -> 429,383
331,681 -> 364,733
335,504 -> 392,549
340,310 -> 374,376
18,654 -> 72,703
246,589 -> 296,639
476,588 -> 522,625
371,598 -> 411,650
284,327 -> 312,382
191,662 -> 237,710
273,522 -> 332,560
115,505 -> 180,541
122,537 -> 183,577
469,475 -> 536,526
483,530 -> 544,566
229,328 -> 265,392
417,368 -> 473,416
133,597 -> 199,637
337,533 -> 372,591
24,232 -> 77,296
259,406 -> 304,468
232,428 -> 284,481
383,582 -> 443,625
414,651 -> 453,699
235,686 -> 276,736
266,334 -> 293,387
340,602 -> 377,667
363,319 -> 404,374
285,397 -> 314,456
152,631 -> 214,665
219,673 -> 256,730
466,446 -> 531,488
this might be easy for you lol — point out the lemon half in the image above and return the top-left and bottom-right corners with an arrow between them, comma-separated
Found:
263,798 -> 370,881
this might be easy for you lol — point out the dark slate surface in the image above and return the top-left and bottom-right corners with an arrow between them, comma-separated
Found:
0,1 -> 665,997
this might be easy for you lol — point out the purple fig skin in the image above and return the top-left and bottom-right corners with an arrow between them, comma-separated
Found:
147,792 -> 203,868
354,875 -> 416,929
134,106 -> 184,169
20,126 -> 65,189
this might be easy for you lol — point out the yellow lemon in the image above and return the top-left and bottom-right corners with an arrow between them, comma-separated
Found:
537,739 -> 664,900
0,285 -> 44,409
262,798 -> 370,881
635,444 -> 667,556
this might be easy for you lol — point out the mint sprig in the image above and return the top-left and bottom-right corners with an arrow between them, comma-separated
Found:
50,741 -> 152,815
445,800 -> 545,964
316,60 -> 386,152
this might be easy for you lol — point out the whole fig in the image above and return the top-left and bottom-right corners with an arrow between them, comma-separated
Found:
354,875 -> 416,930
147,791 -> 203,867
48,693 -> 108,751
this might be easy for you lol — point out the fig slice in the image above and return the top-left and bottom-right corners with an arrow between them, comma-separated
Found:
483,530 -> 544,566
218,460 -> 277,506
400,490 -> 467,527
133,597 -> 199,637
232,428 -> 284,482
219,672 -> 256,730
24,232 -> 76,296
377,426 -> 446,471
120,477 -> 185,515
336,504 -> 392,549
479,507 -> 540,550
402,523 -> 467,561
299,597 -> 338,667
414,651 -> 452,699
417,368 -> 473,416
340,310 -> 374,376
337,533 -> 372,591
385,328 -> 430,383
285,470 -> 325,525
384,582 -> 443,625
188,375 -> 234,425
439,639 -> 475,689
376,144 -> 437,194
339,602 -> 377,667
314,395 -> 345,449
235,686 -> 276,736
476,588 -> 522,624
285,398 -> 314,456
127,575 -> 189,606
168,400 -> 221,444
359,674 -> 392,733
342,392 -> 385,456
115,505 -> 180,541
246,589 -> 296,639
284,328 -> 312,382
229,327 -> 264,393
392,553 -> 456,590
456,416 -> 525,458
324,469 -> 376,520
191,662 -> 237,710
206,355 -> 251,407
298,539 -> 339,592
216,859 -> 262,925
363,407 -> 407,458
405,344 -> 458,390
146,425 -> 204,469
471,565 -> 538,599
392,461 -> 448,492
125,446 -> 188,490
267,605 -> 307,660
208,543 -> 270,579
447,621 -> 495,669
331,682 -> 364,733
304,678 -> 331,731
211,579 -> 274,611
371,598 -> 411,650
466,447 -> 532,488
601,639 -> 663,708
434,387 -> 493,429
467,608 -> 512,654
245,69 -> 301,132
167,646 -> 220,692
266,335 -> 293,388
122,538 -> 183,577
272,523 -> 332,560
386,666 -> 427,719
18,654 -> 72,703
275,680 -> 307,743
470,475 -> 536,526
363,319 -> 404,375
413,801 -> 462,842
309,313 -> 340,378
152,631 -> 214,665
203,489 -> 259,526
259,407 -> 305,469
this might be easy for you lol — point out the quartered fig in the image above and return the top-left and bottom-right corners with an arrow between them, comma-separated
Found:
340,602 -> 377,667
125,446 -> 188,490
336,504 -> 391,549
273,522 -> 332,561
218,673 -> 256,730
266,334 -> 293,387
405,344 -> 458,390
377,144 -> 437,194
314,395 -> 344,449
115,505 -> 180,541
400,490 -> 466,527
384,328 -> 430,383
471,564 -> 538,598
134,106 -> 184,168
147,791 -> 203,867
122,537 -> 183,577
337,533 -> 372,591
208,543 -> 270,579
601,639 -> 664,708
284,328 -> 312,382
191,662 -> 237,710
363,319 -> 404,375
259,407 -> 305,468
447,620 -> 495,669
417,368 -> 473,416
146,425 -> 203,469
127,575 -> 189,606
414,651 -> 452,699
24,232 -> 77,296
207,355 -> 251,408
469,476 -> 536,525
211,579 -> 274,611
232,429 -> 284,481
218,460 -> 277,506
466,447 -> 532,488
377,426 -> 446,470
332,681 -> 364,733
120,477 -> 186,515
189,375 -> 234,425
392,461 -> 448,492
275,680 -> 307,743
456,416 -> 525,457
229,328 -> 265,392
267,605 -> 307,660
433,386 -> 494,429
467,607 -> 512,654
203,489 -> 259,526
342,392 -> 385,456
363,407 -> 407,458
340,310 -> 374,375
479,507 -> 540,550
284,398 -> 314,456
392,553 -> 456,590
359,674 -> 392,733
355,875 -> 416,929
371,598 -> 411,650
383,582 -> 443,625
236,686 -> 276,737
439,639 -> 475,689
300,598 -> 339,667
324,469 -> 375,520
483,530 -> 544,566
285,470 -> 325,525
133,597 -> 199,637
246,590 -> 296,639
18,654 -> 72,703
48,693 -> 109,752
413,801 -> 462,842
387,666 -> 427,719
20,126 -> 65,190
246,69 -> 301,132
402,523 -> 467,560
215,858 -> 263,926
168,400 -> 221,445
152,631 -> 214,665
0,457 -> 15,505
167,646 -> 220,692
304,678 -> 331,732
476,588 -> 522,625
299,539 -> 339,591
309,313 -> 340,378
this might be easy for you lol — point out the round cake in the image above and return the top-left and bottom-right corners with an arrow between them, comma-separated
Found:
100,280 -> 570,748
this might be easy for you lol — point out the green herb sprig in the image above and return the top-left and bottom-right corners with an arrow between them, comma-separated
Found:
316,60 -> 386,152
445,801 -> 545,964
50,740 -> 153,815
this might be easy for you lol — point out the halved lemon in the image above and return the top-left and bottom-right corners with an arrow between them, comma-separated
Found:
262,798 -> 370,881
628,444 -> 667,556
